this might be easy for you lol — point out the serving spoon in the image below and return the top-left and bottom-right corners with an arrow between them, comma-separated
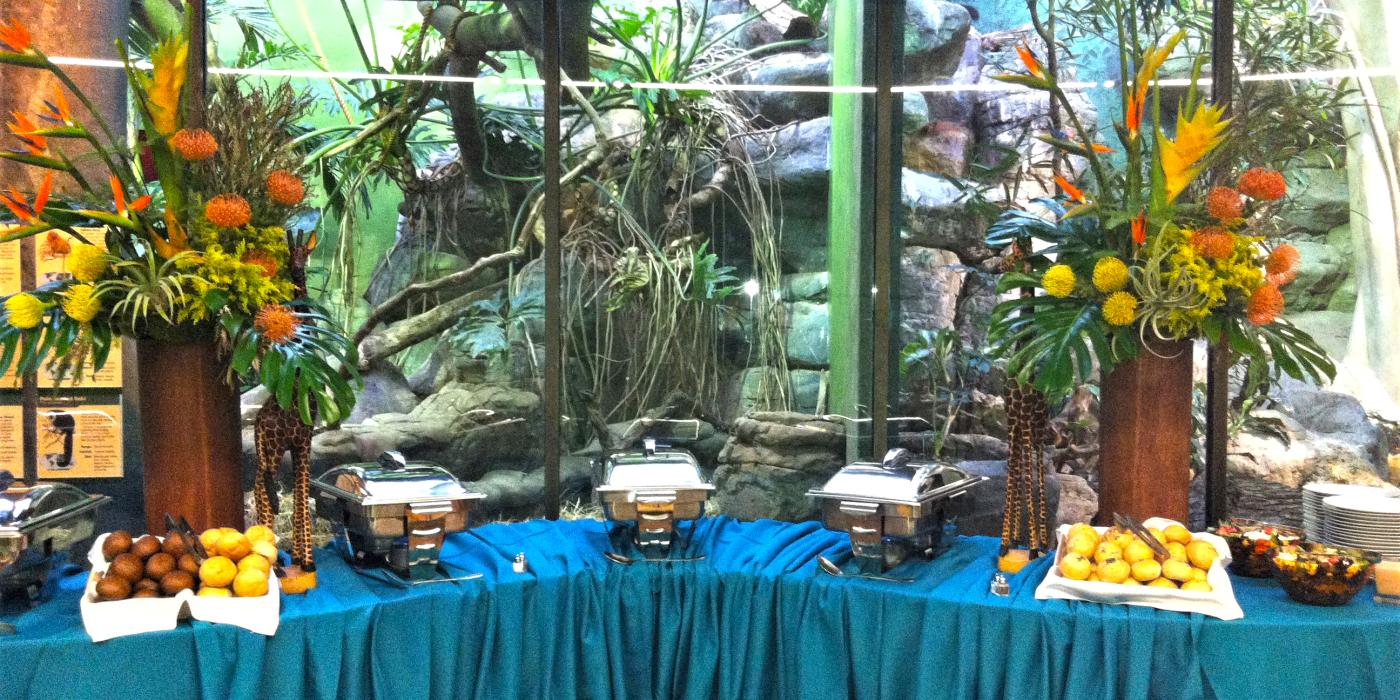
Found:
816,555 -> 914,583
603,551 -> 706,565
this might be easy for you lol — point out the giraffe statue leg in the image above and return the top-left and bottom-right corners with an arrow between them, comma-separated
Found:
279,425 -> 318,594
252,413 -> 278,528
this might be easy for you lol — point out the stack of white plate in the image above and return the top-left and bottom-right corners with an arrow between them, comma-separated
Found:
1321,494 -> 1400,558
1302,483 -> 1398,541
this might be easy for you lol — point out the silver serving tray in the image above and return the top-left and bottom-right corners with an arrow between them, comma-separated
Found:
313,452 -> 484,580
0,472 -> 108,601
808,449 -> 984,570
595,440 -> 713,556
595,440 -> 714,522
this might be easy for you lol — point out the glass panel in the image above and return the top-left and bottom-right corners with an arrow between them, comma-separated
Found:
889,1 -> 1217,533
204,3 -> 554,522
1219,1 -> 1400,525
555,0 -> 876,527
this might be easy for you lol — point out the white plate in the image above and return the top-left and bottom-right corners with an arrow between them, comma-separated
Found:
1307,483 -> 1400,498
1316,534 -> 1394,546
1320,536 -> 1399,552
1324,494 -> 1400,515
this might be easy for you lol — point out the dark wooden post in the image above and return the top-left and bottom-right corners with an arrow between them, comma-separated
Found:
542,0 -> 562,520
1204,0 -> 1236,526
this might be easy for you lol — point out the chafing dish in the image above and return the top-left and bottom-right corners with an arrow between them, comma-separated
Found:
312,451 -> 485,581
0,471 -> 108,604
808,448 -> 985,572
594,439 -> 714,559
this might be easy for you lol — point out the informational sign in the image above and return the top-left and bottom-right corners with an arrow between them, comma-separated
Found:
35,401 -> 123,479
0,237 -> 19,296
0,403 -> 22,475
1,225 -> 126,478
34,226 -> 107,286
38,340 -> 123,389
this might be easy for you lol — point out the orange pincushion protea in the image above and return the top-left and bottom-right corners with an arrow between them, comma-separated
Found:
1265,243 -> 1301,286
240,249 -> 279,278
254,304 -> 300,344
265,170 -> 305,206
1190,226 -> 1235,260
1247,284 -> 1285,325
205,194 -> 252,229
1205,186 -> 1244,222
170,128 -> 218,161
1238,168 -> 1286,201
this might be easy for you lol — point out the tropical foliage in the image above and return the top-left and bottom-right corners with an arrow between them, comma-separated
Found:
0,7 -> 358,425
984,4 -> 1334,400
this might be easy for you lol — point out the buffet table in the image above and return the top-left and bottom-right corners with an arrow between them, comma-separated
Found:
3,517 -> 1399,699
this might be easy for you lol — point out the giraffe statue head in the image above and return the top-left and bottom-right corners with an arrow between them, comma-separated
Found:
286,229 -> 318,299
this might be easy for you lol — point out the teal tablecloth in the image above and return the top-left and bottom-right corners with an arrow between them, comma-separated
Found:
2,517 -> 1398,699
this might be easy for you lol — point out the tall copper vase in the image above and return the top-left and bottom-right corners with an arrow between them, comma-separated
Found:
1097,340 -> 1193,523
136,338 -> 244,533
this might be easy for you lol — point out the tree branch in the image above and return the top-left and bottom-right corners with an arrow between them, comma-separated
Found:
356,280 -> 506,370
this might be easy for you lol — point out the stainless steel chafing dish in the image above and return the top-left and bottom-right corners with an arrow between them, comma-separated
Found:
594,438 -> 714,558
808,448 -> 985,572
0,471 -> 108,604
312,451 -> 485,581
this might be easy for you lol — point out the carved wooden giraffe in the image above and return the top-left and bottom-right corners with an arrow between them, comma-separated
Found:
999,382 -> 1051,569
251,230 -> 319,593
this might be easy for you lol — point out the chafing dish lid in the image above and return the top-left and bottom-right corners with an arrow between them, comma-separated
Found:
597,441 -> 713,491
0,471 -> 106,530
807,448 -> 979,506
313,452 -> 484,506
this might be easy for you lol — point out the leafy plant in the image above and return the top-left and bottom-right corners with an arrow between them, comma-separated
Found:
95,249 -> 204,331
1056,0 -> 1354,172
983,3 -> 1335,400
224,302 -> 360,425
682,241 -> 739,303
901,328 -> 989,458
448,289 -> 544,359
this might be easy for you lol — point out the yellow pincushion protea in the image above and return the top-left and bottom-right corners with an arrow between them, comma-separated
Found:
1102,291 -> 1138,326
61,284 -> 101,323
1091,257 -> 1129,293
4,293 -> 45,329
68,243 -> 109,284
1042,264 -> 1077,298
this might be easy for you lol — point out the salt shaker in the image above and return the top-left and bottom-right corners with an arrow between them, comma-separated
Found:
989,572 -> 1010,597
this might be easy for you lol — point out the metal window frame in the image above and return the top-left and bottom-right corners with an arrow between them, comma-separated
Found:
184,0 -> 1233,519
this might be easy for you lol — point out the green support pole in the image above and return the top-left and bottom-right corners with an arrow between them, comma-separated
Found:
827,0 -> 871,462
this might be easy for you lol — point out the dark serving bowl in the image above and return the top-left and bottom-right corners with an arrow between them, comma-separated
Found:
1211,519 -> 1303,578
1270,543 -> 1375,606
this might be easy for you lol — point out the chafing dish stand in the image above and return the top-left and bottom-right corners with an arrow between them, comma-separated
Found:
313,451 -> 486,585
0,470 -> 108,608
595,438 -> 714,561
808,448 -> 985,576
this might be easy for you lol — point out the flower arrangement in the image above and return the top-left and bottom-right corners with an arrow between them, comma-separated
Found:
0,14 -> 357,424
983,21 -> 1334,399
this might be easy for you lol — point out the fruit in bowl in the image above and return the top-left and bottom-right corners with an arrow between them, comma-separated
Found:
1270,543 -> 1374,606
1211,519 -> 1302,578
1056,522 -> 1217,592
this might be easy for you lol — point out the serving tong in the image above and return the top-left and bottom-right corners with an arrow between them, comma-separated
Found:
1113,513 -> 1172,562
